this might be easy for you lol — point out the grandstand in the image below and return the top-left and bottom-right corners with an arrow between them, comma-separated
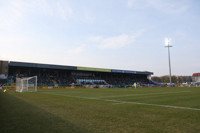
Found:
0,60 -> 154,88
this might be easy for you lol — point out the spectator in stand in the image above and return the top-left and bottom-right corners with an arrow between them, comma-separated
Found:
0,84 -> 2,90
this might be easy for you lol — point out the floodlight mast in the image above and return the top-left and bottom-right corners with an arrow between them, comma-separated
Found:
165,38 -> 172,87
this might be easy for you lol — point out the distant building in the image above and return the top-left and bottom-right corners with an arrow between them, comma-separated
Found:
192,73 -> 200,83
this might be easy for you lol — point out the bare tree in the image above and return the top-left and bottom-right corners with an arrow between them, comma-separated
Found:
151,76 -> 162,82
172,75 -> 178,83
151,75 -> 192,83
160,75 -> 169,83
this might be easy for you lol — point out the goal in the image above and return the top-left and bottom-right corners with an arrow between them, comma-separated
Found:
16,76 -> 37,92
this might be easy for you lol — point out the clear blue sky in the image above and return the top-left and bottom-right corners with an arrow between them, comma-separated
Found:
0,0 -> 200,76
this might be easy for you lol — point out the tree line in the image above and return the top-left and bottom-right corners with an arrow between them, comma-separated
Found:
151,75 -> 193,83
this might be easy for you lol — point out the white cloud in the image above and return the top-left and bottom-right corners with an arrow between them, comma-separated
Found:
0,0 -> 74,30
148,0 -> 189,14
33,0 -> 53,15
127,0 -> 148,8
56,1 -> 73,20
98,34 -> 135,49
127,0 -> 189,14
0,0 -> 27,29
0,0 -> 97,31
127,0 -> 136,8
81,8 -> 95,24
91,30 -> 145,49
31,0 -> 74,20
89,36 -> 103,42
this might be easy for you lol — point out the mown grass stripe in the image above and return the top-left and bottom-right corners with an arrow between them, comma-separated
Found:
40,92 -> 200,111
97,91 -> 191,98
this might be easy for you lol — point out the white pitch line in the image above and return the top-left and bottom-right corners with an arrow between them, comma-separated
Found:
40,92 -> 200,111
97,91 -> 191,98
112,102 -> 126,105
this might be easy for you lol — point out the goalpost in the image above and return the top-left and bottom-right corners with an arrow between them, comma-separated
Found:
16,76 -> 37,92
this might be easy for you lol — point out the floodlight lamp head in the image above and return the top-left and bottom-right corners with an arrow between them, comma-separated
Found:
165,38 -> 172,47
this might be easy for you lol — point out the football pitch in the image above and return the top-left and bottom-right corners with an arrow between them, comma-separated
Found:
1,87 -> 200,133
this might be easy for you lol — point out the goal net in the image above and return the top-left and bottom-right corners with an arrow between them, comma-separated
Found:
16,76 -> 37,92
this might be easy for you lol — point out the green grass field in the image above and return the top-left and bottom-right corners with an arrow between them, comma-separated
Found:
1,87 -> 200,133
